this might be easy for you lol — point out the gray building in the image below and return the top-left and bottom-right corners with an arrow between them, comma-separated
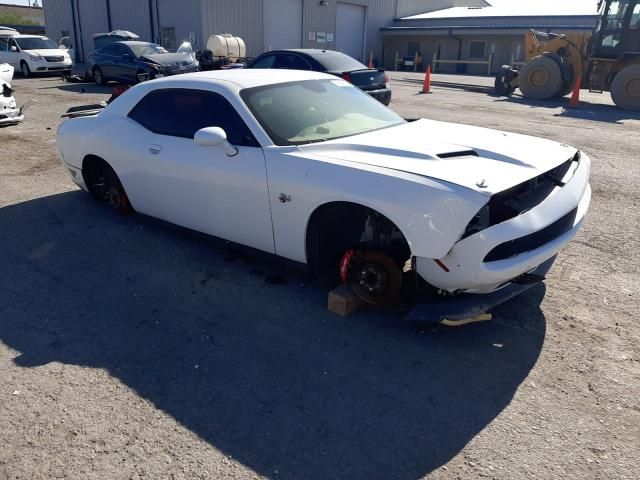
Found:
41,0 -> 489,64
382,0 -> 600,74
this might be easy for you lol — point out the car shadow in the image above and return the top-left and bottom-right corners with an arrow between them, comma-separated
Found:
39,83 -> 116,95
492,95 -> 640,124
0,191 -> 547,479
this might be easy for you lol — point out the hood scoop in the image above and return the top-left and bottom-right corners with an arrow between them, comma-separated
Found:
437,150 -> 479,159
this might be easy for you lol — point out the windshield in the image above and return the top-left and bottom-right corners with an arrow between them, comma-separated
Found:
241,79 -> 404,146
15,37 -> 58,50
129,43 -> 169,58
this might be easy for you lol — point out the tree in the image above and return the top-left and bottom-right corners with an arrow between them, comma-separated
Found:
0,11 -> 40,27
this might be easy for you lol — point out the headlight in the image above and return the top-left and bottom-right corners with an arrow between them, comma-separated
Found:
146,63 -> 160,71
28,54 -> 42,61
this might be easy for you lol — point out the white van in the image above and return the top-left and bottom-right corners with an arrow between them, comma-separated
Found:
0,34 -> 73,77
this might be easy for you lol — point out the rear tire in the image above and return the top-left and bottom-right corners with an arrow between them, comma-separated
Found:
20,61 -> 31,78
518,55 -> 564,100
610,64 -> 640,111
93,67 -> 105,86
84,159 -> 132,214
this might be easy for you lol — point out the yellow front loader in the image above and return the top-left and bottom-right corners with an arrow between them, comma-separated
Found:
495,0 -> 640,110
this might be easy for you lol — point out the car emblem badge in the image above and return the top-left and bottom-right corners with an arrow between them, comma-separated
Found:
476,179 -> 488,189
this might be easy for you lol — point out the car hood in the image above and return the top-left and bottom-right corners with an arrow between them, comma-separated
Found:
23,49 -> 69,57
140,53 -> 194,67
298,118 -> 578,195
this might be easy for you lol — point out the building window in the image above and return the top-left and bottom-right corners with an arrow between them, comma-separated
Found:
161,27 -> 176,51
407,41 -> 420,57
468,41 -> 486,59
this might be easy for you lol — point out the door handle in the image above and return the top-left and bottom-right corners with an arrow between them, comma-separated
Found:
149,144 -> 162,155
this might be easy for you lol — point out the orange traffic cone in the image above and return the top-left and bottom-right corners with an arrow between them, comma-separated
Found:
421,65 -> 432,94
569,75 -> 582,108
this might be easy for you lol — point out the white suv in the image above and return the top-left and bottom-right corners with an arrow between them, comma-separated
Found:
0,34 -> 73,77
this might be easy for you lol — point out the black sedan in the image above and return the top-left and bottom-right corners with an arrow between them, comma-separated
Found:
88,41 -> 199,85
246,49 -> 391,105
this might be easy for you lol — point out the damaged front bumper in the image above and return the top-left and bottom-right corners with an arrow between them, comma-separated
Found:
408,256 -> 556,323
1,83 -> 35,126
417,152 -> 591,294
0,109 -> 23,126
0,90 -> 22,126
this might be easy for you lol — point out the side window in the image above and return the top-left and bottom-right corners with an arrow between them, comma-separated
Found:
275,54 -> 312,70
114,44 -> 130,58
100,44 -> 118,56
128,89 -> 259,146
8,38 -> 18,51
631,4 -> 640,29
0,38 -> 8,52
468,41 -> 486,59
250,54 -> 277,69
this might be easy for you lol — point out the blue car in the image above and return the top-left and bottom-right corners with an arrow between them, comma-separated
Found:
88,41 -> 199,85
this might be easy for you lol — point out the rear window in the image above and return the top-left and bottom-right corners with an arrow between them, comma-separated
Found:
313,52 -> 366,72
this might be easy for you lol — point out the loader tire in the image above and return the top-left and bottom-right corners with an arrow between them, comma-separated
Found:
610,64 -> 640,111
518,55 -> 564,100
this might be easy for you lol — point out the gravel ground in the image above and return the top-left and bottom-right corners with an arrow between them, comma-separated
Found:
0,73 -> 639,480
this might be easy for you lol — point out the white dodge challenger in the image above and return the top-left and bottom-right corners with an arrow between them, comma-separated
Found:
56,70 -> 591,307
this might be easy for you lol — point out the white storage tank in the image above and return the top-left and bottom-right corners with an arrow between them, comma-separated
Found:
206,34 -> 246,61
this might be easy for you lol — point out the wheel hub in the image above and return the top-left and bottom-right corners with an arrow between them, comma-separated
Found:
626,78 -> 640,98
530,68 -> 549,88
357,263 -> 388,295
342,250 -> 403,305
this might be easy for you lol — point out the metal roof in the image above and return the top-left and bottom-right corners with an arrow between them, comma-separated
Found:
403,0 -> 600,20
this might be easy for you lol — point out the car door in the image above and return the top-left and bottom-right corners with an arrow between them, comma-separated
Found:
111,44 -> 135,82
119,88 -> 276,253
0,37 -> 9,65
5,38 -> 21,68
97,44 -> 118,79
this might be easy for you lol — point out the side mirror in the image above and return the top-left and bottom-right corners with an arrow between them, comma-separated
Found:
194,127 -> 238,157
11,46 -> 18,52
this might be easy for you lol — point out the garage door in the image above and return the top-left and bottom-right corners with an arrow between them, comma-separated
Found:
264,0 -> 303,51
336,3 -> 365,62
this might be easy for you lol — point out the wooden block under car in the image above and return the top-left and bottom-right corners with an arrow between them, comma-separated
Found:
328,284 -> 365,317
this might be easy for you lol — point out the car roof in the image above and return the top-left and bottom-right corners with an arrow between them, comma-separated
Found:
119,41 -> 157,46
152,69 -> 334,89
265,49 -> 347,57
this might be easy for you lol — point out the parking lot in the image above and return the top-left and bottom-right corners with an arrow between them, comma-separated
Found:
1,72 -> 639,479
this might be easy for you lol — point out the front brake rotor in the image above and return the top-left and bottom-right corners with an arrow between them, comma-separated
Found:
343,250 -> 403,305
